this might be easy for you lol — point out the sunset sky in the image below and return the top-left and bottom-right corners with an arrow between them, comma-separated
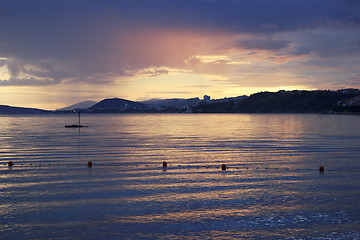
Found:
1,0 -> 360,109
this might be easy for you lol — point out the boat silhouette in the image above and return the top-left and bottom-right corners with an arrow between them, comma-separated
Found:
65,110 -> 88,128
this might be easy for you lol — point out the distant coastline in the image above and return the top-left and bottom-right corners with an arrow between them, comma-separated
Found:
0,105 -> 53,115
1,88 -> 360,115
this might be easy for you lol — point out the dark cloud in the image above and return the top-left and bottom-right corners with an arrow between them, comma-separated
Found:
287,46 -> 312,56
346,74 -> 360,85
292,30 -> 360,59
125,68 -> 171,77
239,38 -> 290,51
2,0 -> 359,59
141,69 -> 170,77
1,0 -> 360,86
6,59 -> 22,77
0,59 -> 7,67
0,77 -> 61,86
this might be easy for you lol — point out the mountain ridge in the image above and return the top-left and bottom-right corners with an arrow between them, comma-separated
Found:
2,89 -> 360,114
59,101 -> 97,111
87,98 -> 148,113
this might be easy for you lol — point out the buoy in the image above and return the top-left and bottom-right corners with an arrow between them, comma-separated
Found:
319,166 -> 324,173
221,164 -> 227,171
88,161 -> 92,167
163,161 -> 167,167
8,161 -> 13,167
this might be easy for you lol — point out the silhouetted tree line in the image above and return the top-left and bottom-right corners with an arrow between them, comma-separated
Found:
192,89 -> 360,114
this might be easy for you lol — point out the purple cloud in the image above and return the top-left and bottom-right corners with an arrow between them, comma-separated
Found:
239,38 -> 290,51
0,0 -> 360,89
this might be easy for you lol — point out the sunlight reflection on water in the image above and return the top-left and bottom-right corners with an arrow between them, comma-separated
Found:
1,114 -> 360,239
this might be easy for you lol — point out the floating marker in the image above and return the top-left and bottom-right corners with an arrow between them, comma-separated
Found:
163,161 -> 167,167
221,164 -> 227,171
319,166 -> 325,173
88,161 -> 92,167
8,161 -> 13,167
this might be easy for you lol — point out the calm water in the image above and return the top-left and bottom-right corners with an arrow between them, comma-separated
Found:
1,114 -> 360,239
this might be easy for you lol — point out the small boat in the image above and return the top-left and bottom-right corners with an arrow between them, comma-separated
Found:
65,124 -> 88,128
65,110 -> 88,128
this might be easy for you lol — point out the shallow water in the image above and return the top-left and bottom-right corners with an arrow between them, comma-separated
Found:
1,114 -> 360,239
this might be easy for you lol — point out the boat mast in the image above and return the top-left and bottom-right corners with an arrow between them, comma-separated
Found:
78,110 -> 81,126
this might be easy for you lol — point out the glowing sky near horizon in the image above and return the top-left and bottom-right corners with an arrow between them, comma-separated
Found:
1,0 -> 360,109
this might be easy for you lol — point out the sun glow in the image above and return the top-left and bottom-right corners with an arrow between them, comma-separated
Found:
0,65 -> 11,80
195,55 -> 230,63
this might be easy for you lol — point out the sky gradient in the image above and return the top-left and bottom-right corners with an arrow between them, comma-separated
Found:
1,0 -> 360,109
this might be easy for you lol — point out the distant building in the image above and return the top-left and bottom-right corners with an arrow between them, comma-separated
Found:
203,95 -> 211,103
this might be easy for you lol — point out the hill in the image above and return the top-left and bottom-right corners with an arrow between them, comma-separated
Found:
59,101 -> 97,111
0,105 -> 52,114
87,98 -> 149,113
141,98 -> 201,112
193,89 -> 360,114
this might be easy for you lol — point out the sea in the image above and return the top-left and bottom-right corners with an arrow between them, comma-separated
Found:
1,114 -> 360,240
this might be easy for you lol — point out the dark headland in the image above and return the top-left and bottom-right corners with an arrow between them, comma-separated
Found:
0,105 -> 53,114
